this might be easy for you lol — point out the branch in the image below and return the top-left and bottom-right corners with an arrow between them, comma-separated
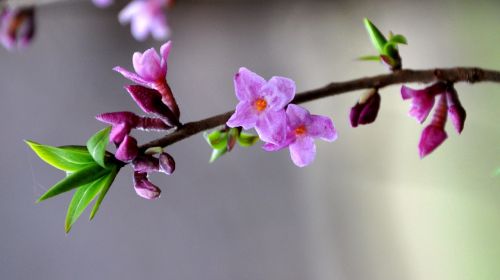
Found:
139,67 -> 500,151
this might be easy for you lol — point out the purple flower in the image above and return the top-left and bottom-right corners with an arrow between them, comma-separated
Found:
133,172 -> 161,200
226,67 -> 296,144
159,152 -> 175,175
446,87 -> 466,134
132,155 -> 160,173
114,41 -> 180,118
92,0 -> 113,8
350,90 -> 381,127
118,0 -> 170,41
0,7 -> 35,50
418,94 -> 448,158
264,104 -> 337,167
115,135 -> 139,162
401,82 -> 446,123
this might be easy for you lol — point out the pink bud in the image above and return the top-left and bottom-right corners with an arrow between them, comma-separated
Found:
349,90 -> 381,127
418,125 -> 448,158
132,155 -> 160,173
159,153 -> 175,175
125,85 -> 180,126
133,172 -> 161,200
446,87 -> 466,134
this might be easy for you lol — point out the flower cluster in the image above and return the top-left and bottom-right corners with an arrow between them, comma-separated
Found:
97,41 -> 180,199
401,82 -> 466,158
0,6 -> 35,50
227,68 -> 337,167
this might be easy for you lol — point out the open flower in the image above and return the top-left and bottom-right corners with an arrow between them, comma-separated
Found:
264,104 -> 337,167
0,7 -> 35,50
114,41 -> 180,118
401,82 -> 446,123
226,67 -> 295,144
118,0 -> 170,41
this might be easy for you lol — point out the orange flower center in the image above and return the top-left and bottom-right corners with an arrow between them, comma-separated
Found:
254,98 -> 267,112
294,125 -> 307,136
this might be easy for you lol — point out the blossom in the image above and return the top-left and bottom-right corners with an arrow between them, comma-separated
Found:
264,104 -> 337,167
401,82 -> 446,123
118,0 -> 170,41
226,67 -> 295,144
114,41 -> 180,118
0,7 -> 35,50
350,90 -> 381,127
115,135 -> 139,162
92,0 -> 113,8
446,87 -> 466,134
418,94 -> 448,158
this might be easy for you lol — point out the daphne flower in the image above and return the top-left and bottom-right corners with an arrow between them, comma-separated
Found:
118,0 -> 170,41
226,67 -> 295,144
418,94 -> 448,158
445,87 -> 466,134
115,135 -> 139,162
401,82 -> 446,123
264,104 -> 337,167
133,172 -> 161,199
0,7 -> 35,50
349,89 -> 381,127
114,41 -> 180,118
125,85 -> 179,126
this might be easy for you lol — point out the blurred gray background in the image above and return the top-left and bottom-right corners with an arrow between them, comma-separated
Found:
1,0 -> 500,279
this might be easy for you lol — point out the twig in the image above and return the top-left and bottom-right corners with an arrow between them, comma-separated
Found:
139,67 -> 500,151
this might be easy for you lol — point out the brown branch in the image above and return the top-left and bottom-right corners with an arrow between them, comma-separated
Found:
139,67 -> 500,151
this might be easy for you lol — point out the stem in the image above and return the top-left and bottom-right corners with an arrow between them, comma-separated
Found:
139,67 -> 500,151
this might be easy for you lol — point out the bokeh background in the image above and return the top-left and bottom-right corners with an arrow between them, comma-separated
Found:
1,0 -> 500,279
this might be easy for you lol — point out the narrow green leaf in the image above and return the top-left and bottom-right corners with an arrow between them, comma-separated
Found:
389,34 -> 407,45
209,147 -> 227,163
204,130 -> 228,150
89,165 -> 119,220
237,132 -> 260,147
357,55 -> 381,61
25,141 -> 95,172
65,173 -> 110,233
364,18 -> 387,53
37,164 -> 108,203
86,127 -> 111,168
382,42 -> 399,57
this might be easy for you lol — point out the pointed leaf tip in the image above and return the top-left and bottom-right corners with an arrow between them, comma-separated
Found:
25,140 -> 95,172
363,18 -> 387,53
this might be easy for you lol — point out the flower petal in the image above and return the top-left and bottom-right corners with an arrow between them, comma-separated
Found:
446,88 -> 466,134
118,1 -> 143,24
418,124 -> 448,158
233,67 -> 266,101
226,102 -> 258,130
132,155 -> 159,173
159,152 -> 175,175
115,135 -> 138,162
285,104 -> 309,129
113,66 -> 156,88
95,111 -> 139,126
289,137 -> 316,167
308,115 -> 337,142
159,41 -> 172,76
109,123 -> 131,144
133,48 -> 162,81
125,85 -> 179,126
260,76 -> 296,110
255,109 -> 286,144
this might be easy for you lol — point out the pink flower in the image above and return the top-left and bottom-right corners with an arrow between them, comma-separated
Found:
446,87 -> 466,134
401,82 -> 446,123
226,67 -> 296,144
264,104 -> 337,167
118,0 -> 170,41
0,7 -> 35,50
418,94 -> 448,158
350,90 -> 381,127
114,41 -> 180,118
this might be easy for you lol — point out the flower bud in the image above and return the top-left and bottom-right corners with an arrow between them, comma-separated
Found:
115,135 -> 138,162
133,172 -> 161,200
446,87 -> 466,134
0,7 -> 35,50
349,90 -> 381,127
159,152 -> 175,175
418,94 -> 448,158
132,155 -> 160,173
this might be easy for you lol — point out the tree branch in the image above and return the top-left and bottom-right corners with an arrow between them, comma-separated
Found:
139,67 -> 500,151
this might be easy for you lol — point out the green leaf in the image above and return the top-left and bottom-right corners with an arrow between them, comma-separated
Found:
357,55 -> 381,61
209,147 -> 227,163
89,165 -> 118,220
237,132 -> 260,147
37,164 -> 109,203
204,130 -> 228,150
64,165 -> 119,232
364,18 -> 387,53
86,127 -> 111,168
388,34 -> 407,45
25,141 -> 95,172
